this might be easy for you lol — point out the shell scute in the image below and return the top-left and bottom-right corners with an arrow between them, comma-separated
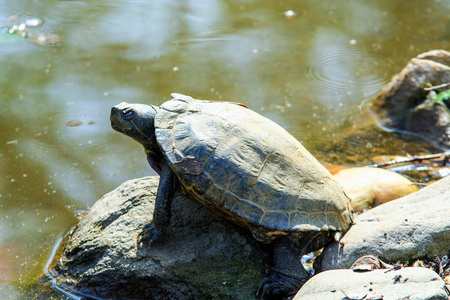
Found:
160,98 -> 189,113
165,149 -> 184,164
193,172 -> 213,194
326,213 -> 339,230
172,112 -> 231,164
155,110 -> 177,129
288,212 -> 309,230
228,175 -> 257,201
232,200 -> 264,225
222,191 -> 239,211
261,211 -> 289,231
309,213 -> 327,230
252,181 -> 294,212
205,185 -> 225,206
213,127 -> 268,179
155,128 -> 174,152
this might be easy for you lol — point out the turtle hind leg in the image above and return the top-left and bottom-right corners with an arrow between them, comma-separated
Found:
256,232 -> 331,300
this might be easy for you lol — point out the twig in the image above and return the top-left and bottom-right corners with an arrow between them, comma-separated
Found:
423,83 -> 450,91
373,152 -> 450,168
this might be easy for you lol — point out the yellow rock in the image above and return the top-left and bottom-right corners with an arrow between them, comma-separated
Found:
333,167 -> 420,212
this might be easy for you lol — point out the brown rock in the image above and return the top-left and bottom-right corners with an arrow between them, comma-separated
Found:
368,50 -> 450,146
333,167 -> 419,212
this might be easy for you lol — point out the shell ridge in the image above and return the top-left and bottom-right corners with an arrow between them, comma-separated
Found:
171,93 -> 194,103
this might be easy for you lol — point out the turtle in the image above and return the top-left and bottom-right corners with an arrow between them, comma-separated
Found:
110,93 -> 353,299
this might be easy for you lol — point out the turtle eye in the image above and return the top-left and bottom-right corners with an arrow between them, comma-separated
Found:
122,108 -> 135,120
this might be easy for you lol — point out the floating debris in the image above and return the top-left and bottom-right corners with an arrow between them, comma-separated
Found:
66,120 -> 83,127
31,33 -> 60,46
67,120 -> 96,127
7,15 -> 43,26
284,10 -> 296,19
3,15 -> 59,46
24,18 -> 43,28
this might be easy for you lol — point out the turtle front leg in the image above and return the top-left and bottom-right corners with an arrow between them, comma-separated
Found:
137,161 -> 177,247
257,232 -> 331,300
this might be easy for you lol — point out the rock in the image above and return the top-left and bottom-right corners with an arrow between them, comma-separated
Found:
333,167 -> 419,212
368,49 -> 450,147
405,98 -> 450,146
319,176 -> 450,271
418,49 -> 450,66
50,176 -> 267,300
293,267 -> 448,300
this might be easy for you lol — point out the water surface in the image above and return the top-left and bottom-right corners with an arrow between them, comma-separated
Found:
0,0 -> 449,298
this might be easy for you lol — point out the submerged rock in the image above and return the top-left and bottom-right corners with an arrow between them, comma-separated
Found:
369,49 -> 450,147
50,176 -> 267,300
293,267 -> 448,300
319,176 -> 450,271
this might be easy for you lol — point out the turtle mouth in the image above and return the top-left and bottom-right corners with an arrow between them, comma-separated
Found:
110,121 -> 122,132
110,117 -> 133,134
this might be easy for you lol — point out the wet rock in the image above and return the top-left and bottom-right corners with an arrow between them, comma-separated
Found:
51,176 -> 266,300
293,267 -> 448,300
333,167 -> 419,212
319,175 -> 450,271
369,49 -> 450,147
406,98 -> 450,146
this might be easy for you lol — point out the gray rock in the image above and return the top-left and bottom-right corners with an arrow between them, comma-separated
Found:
294,267 -> 448,300
369,49 -> 450,146
319,176 -> 450,271
52,176 -> 267,300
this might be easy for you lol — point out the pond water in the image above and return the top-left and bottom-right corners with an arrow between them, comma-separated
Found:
0,0 -> 449,298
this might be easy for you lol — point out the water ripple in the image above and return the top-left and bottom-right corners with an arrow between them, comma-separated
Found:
306,48 -> 399,93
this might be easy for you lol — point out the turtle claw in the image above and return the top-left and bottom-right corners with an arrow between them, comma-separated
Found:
137,224 -> 164,247
256,270 -> 303,300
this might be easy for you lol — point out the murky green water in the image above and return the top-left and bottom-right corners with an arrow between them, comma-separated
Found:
0,0 -> 449,298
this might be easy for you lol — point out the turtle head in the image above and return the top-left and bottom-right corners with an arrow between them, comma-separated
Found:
110,102 -> 159,149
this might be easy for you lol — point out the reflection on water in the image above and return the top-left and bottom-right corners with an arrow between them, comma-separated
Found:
0,0 -> 448,298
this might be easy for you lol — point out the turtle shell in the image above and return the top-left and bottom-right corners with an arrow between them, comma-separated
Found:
155,94 -> 352,236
